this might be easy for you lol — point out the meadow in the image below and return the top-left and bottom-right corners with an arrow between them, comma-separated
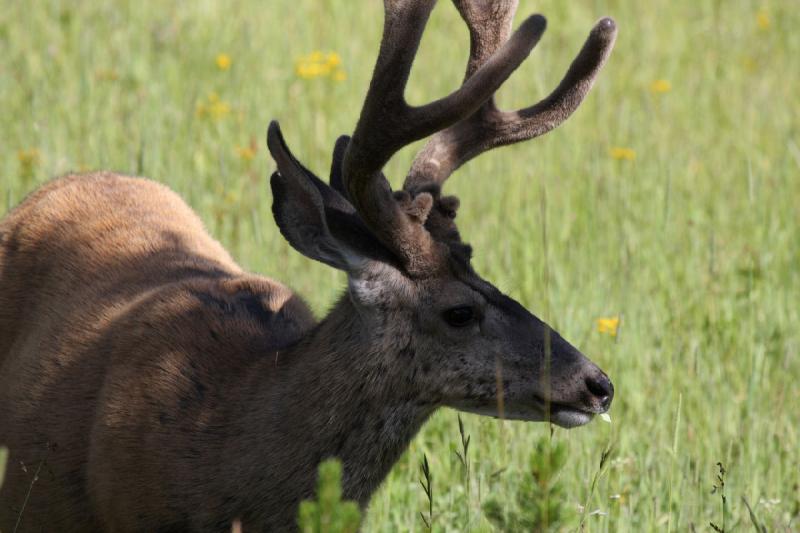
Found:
1,0 -> 798,530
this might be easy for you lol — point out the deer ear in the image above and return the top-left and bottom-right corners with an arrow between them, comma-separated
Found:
267,121 -> 365,272
329,134 -> 350,198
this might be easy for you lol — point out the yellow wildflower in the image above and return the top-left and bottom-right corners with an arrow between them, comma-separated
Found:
18,148 -> 40,167
326,52 -> 341,67
235,145 -> 256,161
18,148 -> 41,177
687,158 -> 704,176
610,147 -> 636,161
296,61 -> 328,79
224,189 -> 239,207
597,317 -> 620,337
94,68 -> 119,81
294,50 -> 346,81
216,53 -> 232,70
196,92 -> 231,120
209,101 -> 230,119
756,9 -> 770,30
649,79 -> 671,94
741,56 -> 757,74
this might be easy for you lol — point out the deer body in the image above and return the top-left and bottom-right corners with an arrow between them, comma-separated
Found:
1,1 -> 618,530
0,173 -> 435,530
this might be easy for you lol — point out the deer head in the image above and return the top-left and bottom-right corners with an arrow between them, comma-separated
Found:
267,0 -> 617,428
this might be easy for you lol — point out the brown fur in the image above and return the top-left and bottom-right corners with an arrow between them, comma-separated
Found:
0,173 -> 323,530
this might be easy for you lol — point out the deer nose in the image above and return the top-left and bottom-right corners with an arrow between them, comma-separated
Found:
585,373 -> 614,411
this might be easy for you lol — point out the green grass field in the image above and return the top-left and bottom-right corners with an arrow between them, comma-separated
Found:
2,0 -> 798,530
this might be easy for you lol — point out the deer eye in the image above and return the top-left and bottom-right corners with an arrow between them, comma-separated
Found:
443,306 -> 476,328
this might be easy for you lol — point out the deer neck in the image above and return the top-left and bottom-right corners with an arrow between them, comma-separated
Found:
239,294 -> 436,512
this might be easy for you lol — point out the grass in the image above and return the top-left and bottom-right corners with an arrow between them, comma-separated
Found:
2,0 -> 799,530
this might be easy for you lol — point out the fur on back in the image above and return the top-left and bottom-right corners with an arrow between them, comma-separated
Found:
0,172 -> 315,531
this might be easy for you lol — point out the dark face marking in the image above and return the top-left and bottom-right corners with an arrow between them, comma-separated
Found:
354,239 -> 612,428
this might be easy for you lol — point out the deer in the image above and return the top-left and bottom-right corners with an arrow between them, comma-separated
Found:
0,0 -> 617,531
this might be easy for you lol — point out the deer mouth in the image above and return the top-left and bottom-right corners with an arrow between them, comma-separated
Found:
482,403 -> 595,428
540,403 -> 596,428
509,396 -> 596,428
454,397 -> 598,428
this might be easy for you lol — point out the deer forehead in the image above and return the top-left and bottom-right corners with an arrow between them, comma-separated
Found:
346,257 -> 488,307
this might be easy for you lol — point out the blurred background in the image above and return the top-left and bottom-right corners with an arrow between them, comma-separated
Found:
1,0 -> 798,530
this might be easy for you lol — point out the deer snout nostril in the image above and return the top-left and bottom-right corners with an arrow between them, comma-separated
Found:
585,373 -> 614,410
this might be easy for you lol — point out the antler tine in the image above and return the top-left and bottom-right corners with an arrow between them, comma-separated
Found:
405,12 -> 618,189
343,0 -> 546,274
457,0 -> 520,80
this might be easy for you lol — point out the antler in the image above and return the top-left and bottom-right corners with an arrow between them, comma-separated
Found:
343,0 -> 547,274
404,1 -> 618,190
